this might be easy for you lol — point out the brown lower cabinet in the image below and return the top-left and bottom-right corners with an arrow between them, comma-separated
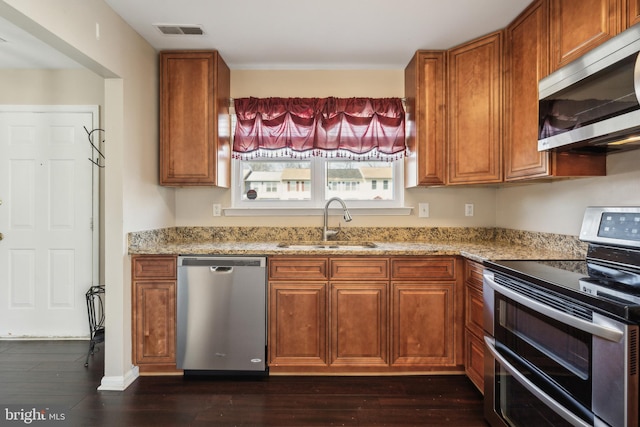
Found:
130,254 -> 472,377
268,256 -> 464,374
330,281 -> 388,367
131,255 -> 181,374
268,281 -> 328,367
464,259 -> 485,392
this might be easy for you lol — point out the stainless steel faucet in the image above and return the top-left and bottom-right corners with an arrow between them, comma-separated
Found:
323,197 -> 352,241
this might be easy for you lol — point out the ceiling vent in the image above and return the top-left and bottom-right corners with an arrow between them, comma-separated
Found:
154,24 -> 205,36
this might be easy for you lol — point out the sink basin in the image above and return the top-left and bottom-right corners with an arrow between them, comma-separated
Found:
277,241 -> 378,249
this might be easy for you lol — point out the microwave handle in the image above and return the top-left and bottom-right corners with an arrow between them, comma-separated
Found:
485,336 -> 591,427
484,272 -> 624,343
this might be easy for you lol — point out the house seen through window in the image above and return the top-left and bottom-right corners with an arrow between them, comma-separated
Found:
237,159 -> 398,205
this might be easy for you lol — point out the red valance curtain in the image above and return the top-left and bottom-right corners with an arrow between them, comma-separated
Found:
233,97 -> 406,160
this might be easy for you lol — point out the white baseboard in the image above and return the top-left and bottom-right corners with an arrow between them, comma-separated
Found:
97,366 -> 139,391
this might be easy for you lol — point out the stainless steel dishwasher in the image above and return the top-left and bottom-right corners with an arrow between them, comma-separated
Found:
176,256 -> 267,375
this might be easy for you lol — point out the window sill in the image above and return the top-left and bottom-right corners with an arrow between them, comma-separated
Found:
223,207 -> 414,217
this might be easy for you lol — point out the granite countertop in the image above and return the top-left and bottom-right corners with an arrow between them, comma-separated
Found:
128,227 -> 587,263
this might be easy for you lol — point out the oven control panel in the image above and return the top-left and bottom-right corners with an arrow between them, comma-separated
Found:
580,206 -> 640,248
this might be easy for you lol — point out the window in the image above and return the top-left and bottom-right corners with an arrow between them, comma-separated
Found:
232,157 -> 403,209
230,96 -> 406,211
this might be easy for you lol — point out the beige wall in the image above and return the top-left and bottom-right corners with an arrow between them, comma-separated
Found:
174,69 -> 499,228
231,69 -> 405,97
178,68 -> 640,232
496,149 -> 640,236
0,0 -> 174,389
0,68 -> 104,104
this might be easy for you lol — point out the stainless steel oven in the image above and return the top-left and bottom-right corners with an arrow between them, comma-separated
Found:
484,207 -> 640,427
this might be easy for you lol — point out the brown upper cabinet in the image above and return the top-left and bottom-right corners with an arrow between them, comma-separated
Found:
404,51 -> 447,187
447,31 -> 504,185
549,0 -> 624,71
504,0 -> 606,181
159,51 -> 231,186
404,0 -> 619,187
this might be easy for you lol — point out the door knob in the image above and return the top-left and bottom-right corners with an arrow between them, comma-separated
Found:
0,232 -> 3,241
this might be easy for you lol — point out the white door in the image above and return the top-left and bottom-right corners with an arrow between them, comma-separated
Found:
0,106 -> 99,337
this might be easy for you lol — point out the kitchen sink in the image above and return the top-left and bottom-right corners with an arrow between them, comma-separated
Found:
277,241 -> 378,249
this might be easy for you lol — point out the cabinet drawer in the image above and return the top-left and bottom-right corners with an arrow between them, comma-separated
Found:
390,257 -> 456,281
330,258 -> 389,280
132,256 -> 177,280
269,257 -> 328,280
465,260 -> 484,290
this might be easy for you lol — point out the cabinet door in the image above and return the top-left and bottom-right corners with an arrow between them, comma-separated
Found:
268,282 -> 328,367
465,279 -> 484,341
505,1 -> 607,181
448,32 -> 503,185
464,260 -> 484,392
464,260 -> 484,340
550,0 -> 623,71
391,282 -> 456,366
629,0 -> 640,27
330,282 -> 388,367
505,0 -> 552,180
160,51 -> 230,186
404,51 -> 446,187
133,281 -> 177,365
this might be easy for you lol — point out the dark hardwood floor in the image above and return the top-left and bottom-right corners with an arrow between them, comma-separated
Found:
0,340 -> 488,427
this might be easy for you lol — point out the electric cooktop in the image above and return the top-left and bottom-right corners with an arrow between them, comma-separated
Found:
485,206 -> 640,323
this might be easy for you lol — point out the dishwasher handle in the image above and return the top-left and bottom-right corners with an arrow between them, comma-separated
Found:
211,266 -> 233,273
178,256 -> 266,268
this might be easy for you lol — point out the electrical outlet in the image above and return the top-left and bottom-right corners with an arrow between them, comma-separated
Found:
418,203 -> 430,218
213,204 -> 221,217
465,203 -> 474,217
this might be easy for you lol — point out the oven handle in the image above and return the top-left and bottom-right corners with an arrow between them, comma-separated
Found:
485,273 -> 624,342
485,336 -> 591,427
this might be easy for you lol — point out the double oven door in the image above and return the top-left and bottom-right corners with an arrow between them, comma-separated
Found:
483,270 -> 638,427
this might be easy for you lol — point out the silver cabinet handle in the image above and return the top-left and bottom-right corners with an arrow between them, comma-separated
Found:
484,336 -> 591,427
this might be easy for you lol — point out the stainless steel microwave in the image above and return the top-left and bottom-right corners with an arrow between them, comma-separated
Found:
538,23 -> 640,153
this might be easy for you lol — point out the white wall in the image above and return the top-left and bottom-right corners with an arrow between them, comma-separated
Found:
496,149 -> 640,236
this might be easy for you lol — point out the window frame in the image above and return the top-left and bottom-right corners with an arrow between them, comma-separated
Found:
231,156 -> 405,210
